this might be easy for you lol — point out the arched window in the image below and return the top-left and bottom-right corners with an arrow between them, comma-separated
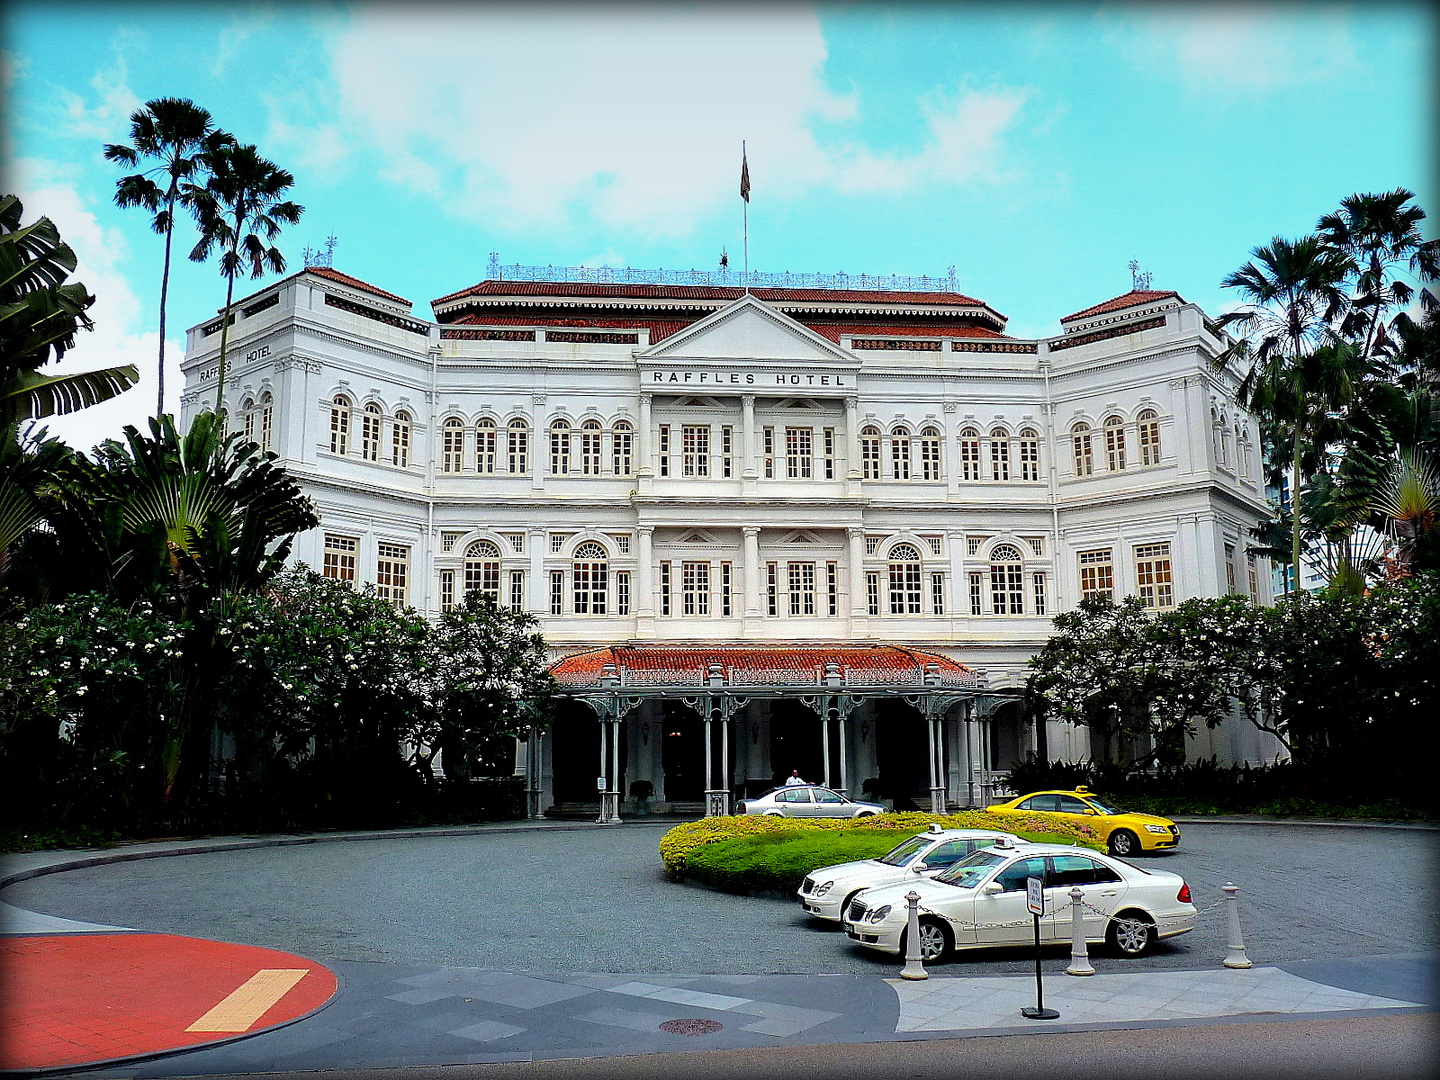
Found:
464,539 -> 502,600
860,426 -> 881,480
549,419 -> 571,475
391,409 -> 410,467
476,418 -> 498,474
989,427 -> 1011,481
1138,409 -> 1161,466
1104,416 -> 1126,472
1235,420 -> 1249,480
580,419 -> 603,476
1018,428 -> 1040,481
572,540 -> 608,614
258,392 -> 273,452
441,417 -> 465,473
919,427 -> 942,480
612,420 -> 633,476
507,418 -> 530,474
890,427 -> 912,480
242,397 -> 256,442
959,427 -> 981,481
887,542 -> 923,615
361,403 -> 382,462
989,543 -> 1024,615
1071,422 -> 1093,477
1219,414 -> 1233,470
329,395 -> 351,455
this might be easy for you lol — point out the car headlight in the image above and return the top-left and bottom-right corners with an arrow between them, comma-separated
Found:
865,905 -> 892,923
1145,824 -> 1169,834
813,880 -> 834,897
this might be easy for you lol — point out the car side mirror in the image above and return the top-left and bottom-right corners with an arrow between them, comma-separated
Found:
983,881 -> 1003,895
1084,808 -> 1098,815
911,862 -> 928,874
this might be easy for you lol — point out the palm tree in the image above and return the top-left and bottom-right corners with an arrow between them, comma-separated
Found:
0,194 -> 138,428
104,99 -> 233,417
187,143 -> 303,416
1216,235 -> 1354,591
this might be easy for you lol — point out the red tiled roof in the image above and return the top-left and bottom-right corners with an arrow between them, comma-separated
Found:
305,267 -> 412,306
1060,290 -> 1181,324
445,313 -> 1010,346
433,279 -> 992,309
550,644 -> 980,690
808,323 -> 1008,342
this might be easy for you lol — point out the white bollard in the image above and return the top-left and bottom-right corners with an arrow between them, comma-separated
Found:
1222,882 -> 1252,969
1065,885 -> 1095,976
900,890 -> 928,980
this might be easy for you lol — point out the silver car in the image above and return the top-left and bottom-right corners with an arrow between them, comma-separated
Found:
739,785 -> 885,819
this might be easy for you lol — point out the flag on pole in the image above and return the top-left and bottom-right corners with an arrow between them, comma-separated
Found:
740,145 -> 750,203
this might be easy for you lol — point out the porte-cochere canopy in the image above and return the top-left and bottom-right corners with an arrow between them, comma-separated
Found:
549,643 -> 985,690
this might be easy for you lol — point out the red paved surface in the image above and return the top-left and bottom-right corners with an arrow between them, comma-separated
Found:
0,932 -> 337,1072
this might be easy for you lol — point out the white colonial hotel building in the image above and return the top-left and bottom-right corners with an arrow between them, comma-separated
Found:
181,261 -> 1281,818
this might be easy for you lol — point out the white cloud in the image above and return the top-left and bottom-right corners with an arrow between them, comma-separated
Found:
53,35 -> 142,140
270,5 -> 1032,239
1106,3 -> 1359,95
12,158 -> 183,454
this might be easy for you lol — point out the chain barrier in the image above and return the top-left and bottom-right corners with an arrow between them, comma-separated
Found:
894,891 -> 1228,936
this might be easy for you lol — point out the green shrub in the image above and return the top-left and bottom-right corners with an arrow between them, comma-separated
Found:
657,811 -> 1102,880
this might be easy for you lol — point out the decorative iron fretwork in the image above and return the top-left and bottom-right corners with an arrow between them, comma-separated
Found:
241,293 -> 280,318
951,340 -> 1038,354
323,293 -> 429,335
485,259 -> 963,293
440,327 -> 537,341
201,314 -> 235,337
545,330 -> 639,344
1049,315 -> 1167,351
850,338 -> 942,351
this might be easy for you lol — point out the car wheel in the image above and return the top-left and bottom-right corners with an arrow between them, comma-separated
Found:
764,810 -> 785,817
855,810 -> 876,817
900,918 -> 951,963
1108,829 -> 1140,857
1107,911 -> 1156,957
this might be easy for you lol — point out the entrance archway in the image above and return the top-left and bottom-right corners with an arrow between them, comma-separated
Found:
873,698 -> 930,810
551,700 -> 627,805
659,701 -> 704,802
767,698 -> 824,788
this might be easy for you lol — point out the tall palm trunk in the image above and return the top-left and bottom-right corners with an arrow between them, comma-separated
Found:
1291,414 -> 1304,594
213,262 -> 237,416
156,195 -> 175,418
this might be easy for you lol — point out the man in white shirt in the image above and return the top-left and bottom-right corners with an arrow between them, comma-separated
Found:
783,770 -> 806,786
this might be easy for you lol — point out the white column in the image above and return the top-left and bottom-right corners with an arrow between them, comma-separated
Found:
636,525 -> 655,616
741,393 -> 758,494
742,525 -> 762,617
847,527 -> 867,617
527,527 -> 546,612
836,701 -> 848,794
844,395 -> 861,484
821,711 -> 831,788
637,394 -> 653,475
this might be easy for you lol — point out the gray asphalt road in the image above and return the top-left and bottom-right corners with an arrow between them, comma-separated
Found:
5,822 -> 1434,976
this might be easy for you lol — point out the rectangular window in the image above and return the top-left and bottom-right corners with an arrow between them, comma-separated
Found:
960,434 -> 981,481
920,434 -> 941,480
615,570 -> 631,616
991,563 -> 1024,614
550,570 -> 565,615
788,561 -> 816,616
866,571 -> 880,616
1073,430 -> 1094,477
1077,549 -> 1114,599
969,572 -> 984,616
682,425 -> 710,478
390,415 -> 408,467
1024,535 -> 1045,557
503,532 -> 525,553
579,425 -> 602,475
721,425 -> 733,478
375,542 -> 409,606
1140,418 -> 1161,466
361,410 -> 381,462
476,425 -> 497,474
682,561 -> 710,616
441,424 -> 465,474
658,424 -> 670,477
573,558 -> 607,615
1019,437 -> 1040,481
720,562 -> 732,617
1247,555 -> 1258,598
509,570 -> 525,611
923,535 -> 943,556
608,533 -> 630,554
1225,544 -> 1237,594
763,426 -> 775,478
890,562 -> 923,615
891,434 -> 911,480
549,426 -> 570,475
465,556 -> 501,600
861,431 -> 880,479
931,573 -> 945,616
766,562 -> 778,616
507,425 -> 529,474
439,569 -> 456,612
967,535 -> 985,556
823,427 -> 836,480
612,426 -> 633,476
550,532 -> 568,554
785,427 -> 813,479
659,561 -> 671,616
1106,423 -> 1128,472
827,562 -> 838,616
1135,542 -> 1174,609
322,534 -> 357,582
440,531 -> 464,553
865,535 -> 882,556
991,437 -> 1011,481
1032,573 -> 1047,616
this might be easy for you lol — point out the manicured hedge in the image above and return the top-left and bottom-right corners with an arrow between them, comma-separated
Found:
657,810 -> 1102,881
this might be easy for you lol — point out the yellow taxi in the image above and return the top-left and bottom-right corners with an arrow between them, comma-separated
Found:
984,786 -> 1180,856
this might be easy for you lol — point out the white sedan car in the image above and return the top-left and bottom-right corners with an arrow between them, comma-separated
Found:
738,785 -> 885,819
797,825 -> 1017,921
843,840 -> 1196,961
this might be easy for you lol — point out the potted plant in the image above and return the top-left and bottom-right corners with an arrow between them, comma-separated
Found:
629,778 -> 654,815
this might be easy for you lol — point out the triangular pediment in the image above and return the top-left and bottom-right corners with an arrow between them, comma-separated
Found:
641,294 -> 854,363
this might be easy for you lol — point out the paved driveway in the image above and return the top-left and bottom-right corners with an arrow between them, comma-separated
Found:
4,821 -> 1433,976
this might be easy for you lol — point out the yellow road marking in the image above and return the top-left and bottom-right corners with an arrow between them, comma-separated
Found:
186,969 -> 310,1033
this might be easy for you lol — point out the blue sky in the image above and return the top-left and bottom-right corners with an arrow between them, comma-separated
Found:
4,1 -> 1434,450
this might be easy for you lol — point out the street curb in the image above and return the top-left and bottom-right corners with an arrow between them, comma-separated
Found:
1168,816 -> 1437,831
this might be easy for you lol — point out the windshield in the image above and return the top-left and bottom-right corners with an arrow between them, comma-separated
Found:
876,836 -> 931,867
933,849 -> 1005,889
1087,796 -> 1123,814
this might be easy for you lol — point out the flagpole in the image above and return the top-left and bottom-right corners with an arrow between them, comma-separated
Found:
742,140 -> 750,294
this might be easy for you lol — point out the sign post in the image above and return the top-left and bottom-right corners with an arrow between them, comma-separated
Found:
1021,876 -> 1059,1020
